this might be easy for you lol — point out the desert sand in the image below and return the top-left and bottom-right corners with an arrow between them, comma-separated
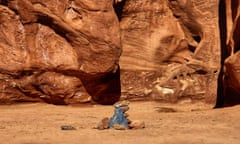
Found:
0,101 -> 240,144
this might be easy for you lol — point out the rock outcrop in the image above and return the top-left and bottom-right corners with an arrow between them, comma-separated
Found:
1,0 -> 240,106
222,0 -> 240,105
0,0 -> 121,104
119,0 -> 220,105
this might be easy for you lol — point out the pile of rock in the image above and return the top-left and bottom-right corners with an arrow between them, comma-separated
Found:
95,101 -> 145,130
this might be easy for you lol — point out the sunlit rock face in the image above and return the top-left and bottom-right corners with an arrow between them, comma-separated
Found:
223,0 -> 240,105
2,0 -> 238,106
0,0 -> 121,104
119,0 -> 220,104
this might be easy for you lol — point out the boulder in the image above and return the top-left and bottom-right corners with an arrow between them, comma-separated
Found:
95,117 -> 110,130
224,51 -> 240,104
129,120 -> 145,129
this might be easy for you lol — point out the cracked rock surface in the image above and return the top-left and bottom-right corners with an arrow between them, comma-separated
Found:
0,0 -> 121,104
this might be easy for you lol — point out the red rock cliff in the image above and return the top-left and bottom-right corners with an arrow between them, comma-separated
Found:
0,0 -> 121,104
119,0 -> 220,105
0,0 -> 240,106
222,0 -> 240,106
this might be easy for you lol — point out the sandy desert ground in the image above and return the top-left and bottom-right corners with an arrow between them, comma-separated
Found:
0,101 -> 240,144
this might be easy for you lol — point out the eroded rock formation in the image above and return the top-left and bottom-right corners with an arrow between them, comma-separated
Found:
222,0 -> 240,106
0,0 -> 121,104
0,0 -> 239,106
119,0 -> 220,105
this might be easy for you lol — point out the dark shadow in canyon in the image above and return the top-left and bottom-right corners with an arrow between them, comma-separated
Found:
113,0 -> 126,21
79,65 -> 121,105
215,0 -> 228,108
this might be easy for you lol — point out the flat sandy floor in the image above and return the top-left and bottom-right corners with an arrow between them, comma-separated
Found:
0,101 -> 239,144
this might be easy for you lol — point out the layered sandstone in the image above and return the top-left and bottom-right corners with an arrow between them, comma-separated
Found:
119,0 -> 220,104
0,0 -> 121,104
1,0 -> 240,106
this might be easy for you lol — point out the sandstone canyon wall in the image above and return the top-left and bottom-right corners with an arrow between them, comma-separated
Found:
119,0 -> 220,105
0,0 -> 240,106
222,0 -> 240,106
0,0 -> 121,104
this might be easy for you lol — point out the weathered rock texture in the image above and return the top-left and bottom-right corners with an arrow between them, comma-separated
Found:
1,0 -> 239,106
0,0 -> 121,104
223,0 -> 240,105
119,0 -> 220,104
